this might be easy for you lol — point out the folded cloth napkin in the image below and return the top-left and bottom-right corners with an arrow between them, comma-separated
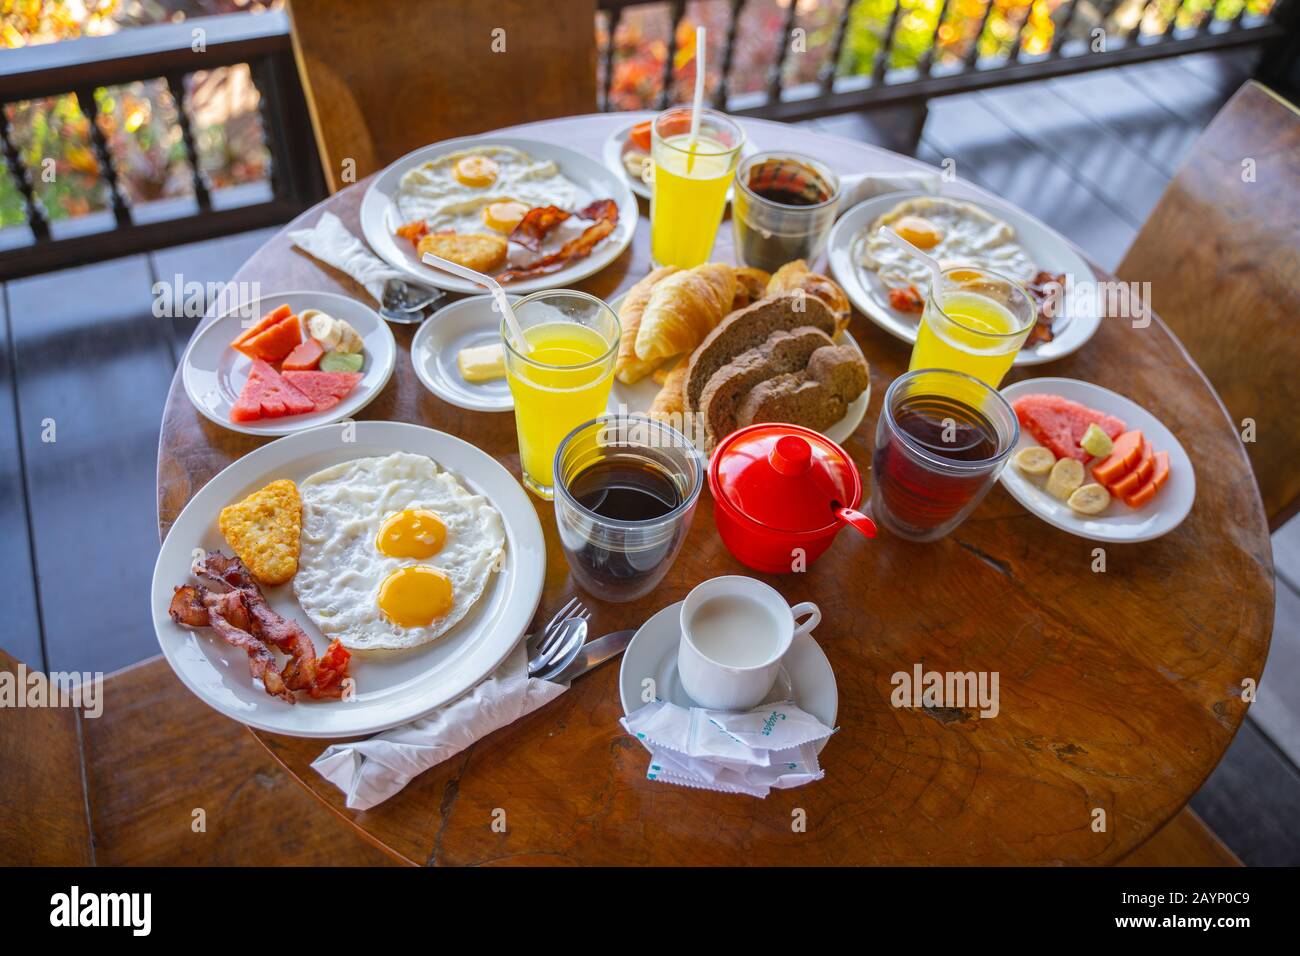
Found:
312,644 -> 566,810
621,698 -> 836,798
839,169 -> 943,209
288,211 -> 411,305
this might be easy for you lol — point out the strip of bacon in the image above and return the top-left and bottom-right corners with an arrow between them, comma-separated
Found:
508,205 -> 571,253
499,199 -> 620,283
170,584 -> 295,703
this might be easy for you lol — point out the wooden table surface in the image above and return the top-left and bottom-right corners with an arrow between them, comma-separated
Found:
156,114 -> 1274,866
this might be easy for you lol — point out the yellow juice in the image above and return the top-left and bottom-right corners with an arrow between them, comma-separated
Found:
651,134 -> 736,268
910,291 -> 1026,387
505,322 -> 614,492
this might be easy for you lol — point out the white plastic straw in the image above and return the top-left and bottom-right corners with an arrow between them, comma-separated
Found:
686,25 -> 706,171
878,227 -> 943,293
421,252 -> 529,354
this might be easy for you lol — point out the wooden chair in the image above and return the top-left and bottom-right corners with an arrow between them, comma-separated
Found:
1118,81 -> 1300,529
285,0 -> 598,192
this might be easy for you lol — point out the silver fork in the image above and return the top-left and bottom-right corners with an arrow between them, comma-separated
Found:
525,597 -> 591,673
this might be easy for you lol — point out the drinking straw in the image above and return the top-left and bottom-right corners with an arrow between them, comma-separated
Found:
878,227 -> 943,293
421,251 -> 529,354
686,25 -> 706,173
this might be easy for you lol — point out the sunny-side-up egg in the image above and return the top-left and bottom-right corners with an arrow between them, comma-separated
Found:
395,145 -> 579,236
858,196 -> 1037,290
293,452 -> 506,652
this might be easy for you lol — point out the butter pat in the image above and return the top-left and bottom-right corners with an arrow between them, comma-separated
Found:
457,342 -> 505,382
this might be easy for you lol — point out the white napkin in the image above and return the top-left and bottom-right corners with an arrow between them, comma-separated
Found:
839,169 -> 943,209
288,211 -> 410,305
621,698 -> 836,798
312,644 -> 566,810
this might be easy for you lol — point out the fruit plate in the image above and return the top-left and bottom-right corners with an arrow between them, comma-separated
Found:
826,190 -> 1102,366
604,292 -> 870,449
999,377 -> 1195,543
150,421 -> 546,738
361,135 -> 638,295
182,290 -> 396,437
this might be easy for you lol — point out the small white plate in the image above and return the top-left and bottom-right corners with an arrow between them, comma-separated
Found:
601,119 -> 753,203
826,190 -> 1102,366
604,291 -> 870,447
181,291 -> 396,437
361,135 -> 638,296
150,421 -> 546,738
619,601 -> 838,753
999,377 -> 1195,543
410,295 -> 517,412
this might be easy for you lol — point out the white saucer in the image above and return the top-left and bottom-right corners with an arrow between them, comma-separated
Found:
619,600 -> 838,753
410,294 -> 518,412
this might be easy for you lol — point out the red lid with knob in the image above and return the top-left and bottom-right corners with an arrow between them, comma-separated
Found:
709,423 -> 862,533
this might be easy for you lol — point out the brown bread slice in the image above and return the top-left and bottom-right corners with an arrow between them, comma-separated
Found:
735,345 -> 870,433
698,326 -> 836,451
684,293 -> 836,413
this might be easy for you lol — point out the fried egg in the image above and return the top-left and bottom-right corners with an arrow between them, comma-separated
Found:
396,145 -> 579,235
857,196 -> 1037,291
293,452 -> 505,651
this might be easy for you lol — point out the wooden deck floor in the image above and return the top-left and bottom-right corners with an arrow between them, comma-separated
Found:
2,48 -> 1295,864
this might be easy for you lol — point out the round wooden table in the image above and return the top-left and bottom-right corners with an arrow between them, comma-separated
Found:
157,114 -> 1274,866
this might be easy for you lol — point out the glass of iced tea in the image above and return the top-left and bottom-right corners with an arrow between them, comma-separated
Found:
869,368 -> 1019,542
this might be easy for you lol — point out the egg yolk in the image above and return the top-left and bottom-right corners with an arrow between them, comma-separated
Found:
375,509 -> 446,559
378,566 -> 453,628
482,200 -> 529,233
454,155 -> 499,188
893,215 -> 944,250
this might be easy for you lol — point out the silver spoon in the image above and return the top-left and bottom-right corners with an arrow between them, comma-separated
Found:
380,278 -> 445,324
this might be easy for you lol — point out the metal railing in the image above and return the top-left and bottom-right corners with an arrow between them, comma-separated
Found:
0,1 -> 1290,280
596,0 -> 1290,120
0,9 -> 323,281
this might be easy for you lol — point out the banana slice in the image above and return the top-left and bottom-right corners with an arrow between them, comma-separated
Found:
304,310 -> 365,354
1046,458 -> 1085,500
1068,482 -> 1111,515
1014,446 -> 1056,476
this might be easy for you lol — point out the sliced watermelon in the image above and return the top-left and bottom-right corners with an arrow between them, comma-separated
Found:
1012,394 -> 1127,463
230,359 -> 315,422
281,370 -> 363,413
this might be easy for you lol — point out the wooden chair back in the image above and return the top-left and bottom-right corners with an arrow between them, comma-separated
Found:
286,0 -> 598,192
1118,81 -> 1300,528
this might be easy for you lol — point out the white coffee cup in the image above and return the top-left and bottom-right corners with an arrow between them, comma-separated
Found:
677,576 -> 821,711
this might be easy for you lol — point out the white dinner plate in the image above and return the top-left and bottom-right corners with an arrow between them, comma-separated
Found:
410,294 -> 518,413
603,291 -> 870,448
619,601 -> 838,753
601,119 -> 754,203
827,190 -> 1102,365
150,421 -> 546,738
999,378 -> 1195,543
181,290 -> 396,437
361,135 -> 638,296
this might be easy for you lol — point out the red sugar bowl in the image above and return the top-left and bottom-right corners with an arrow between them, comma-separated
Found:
707,423 -> 876,574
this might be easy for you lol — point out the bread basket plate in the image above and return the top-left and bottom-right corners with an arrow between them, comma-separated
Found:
826,189 -> 1102,366
604,291 -> 870,448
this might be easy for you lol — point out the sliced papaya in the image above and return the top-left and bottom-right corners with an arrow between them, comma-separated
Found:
1122,450 -> 1171,508
231,303 -> 291,349
234,313 -> 302,362
1106,440 -> 1154,495
1092,430 -> 1144,486
281,337 -> 324,371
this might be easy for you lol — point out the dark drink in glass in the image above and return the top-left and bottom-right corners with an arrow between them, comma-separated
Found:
870,369 -> 1018,542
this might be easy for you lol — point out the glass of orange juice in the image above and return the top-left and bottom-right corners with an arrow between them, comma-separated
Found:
908,267 -> 1036,388
650,107 -> 745,268
502,290 -> 620,499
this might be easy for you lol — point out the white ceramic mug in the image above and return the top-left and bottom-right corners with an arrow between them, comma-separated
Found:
677,576 -> 821,711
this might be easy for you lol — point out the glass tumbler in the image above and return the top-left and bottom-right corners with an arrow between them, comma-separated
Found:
731,152 -> 840,272
553,414 -> 704,602
869,368 -> 1019,542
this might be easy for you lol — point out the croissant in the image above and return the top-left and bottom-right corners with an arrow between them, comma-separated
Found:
730,266 -> 771,311
634,262 -> 737,362
766,260 -> 851,335
649,358 -> 688,422
615,265 -> 679,384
